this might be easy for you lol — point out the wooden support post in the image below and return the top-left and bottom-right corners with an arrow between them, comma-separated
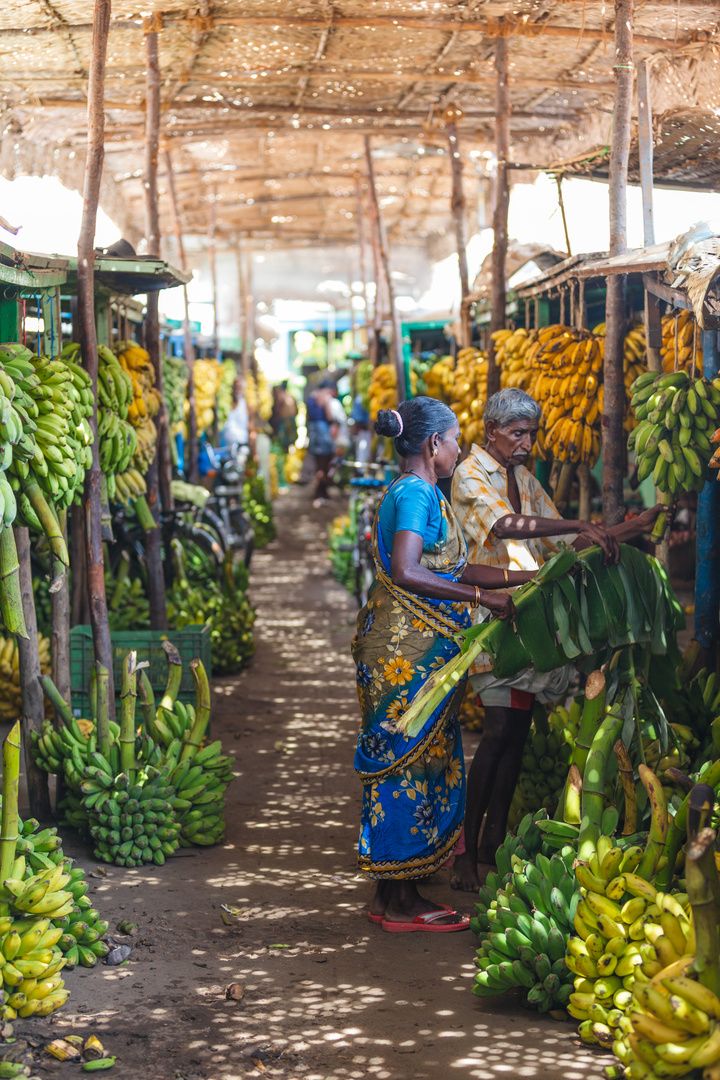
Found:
637,59 -> 662,372
488,38 -> 510,398
78,0 -> 114,713
447,119 -> 471,349
235,239 -> 247,375
70,502 -> 88,627
209,194 -> 219,355
363,179 -> 384,365
142,27 -> 168,630
355,176 -> 373,359
15,526 -> 51,819
50,510 -> 71,716
364,136 -> 405,397
165,148 -> 198,483
602,0 -> 634,528
245,243 -> 257,379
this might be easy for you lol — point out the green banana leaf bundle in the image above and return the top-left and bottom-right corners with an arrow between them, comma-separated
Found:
396,543 -> 684,738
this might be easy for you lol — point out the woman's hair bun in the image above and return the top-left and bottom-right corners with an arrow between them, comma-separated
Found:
374,408 -> 402,438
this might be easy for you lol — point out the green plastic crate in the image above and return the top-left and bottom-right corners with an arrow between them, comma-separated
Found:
69,624 -> 211,717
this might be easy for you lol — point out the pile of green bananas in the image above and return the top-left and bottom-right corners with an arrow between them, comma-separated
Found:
85,765 -> 181,868
90,343 -> 139,503
472,813 -> 577,1013
15,815 -> 109,970
327,514 -> 355,594
162,352 -> 188,431
508,703 -> 579,830
629,369 -> 720,536
167,738 -> 234,846
243,462 -> 276,548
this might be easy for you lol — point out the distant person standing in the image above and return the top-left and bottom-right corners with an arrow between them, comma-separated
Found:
271,380 -> 299,452
306,378 -> 338,504
222,377 -> 251,451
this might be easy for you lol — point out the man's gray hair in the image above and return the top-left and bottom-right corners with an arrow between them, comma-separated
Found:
484,388 -> 541,428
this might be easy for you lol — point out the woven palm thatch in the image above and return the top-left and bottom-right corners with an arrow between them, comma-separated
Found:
0,1 -> 717,252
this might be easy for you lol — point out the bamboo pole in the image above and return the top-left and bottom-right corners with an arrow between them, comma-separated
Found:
164,148 -> 199,484
0,722 -> 20,882
447,117 -> 471,350
487,38 -> 510,398
355,176 -> 373,358
78,0 -> 114,712
602,0 -> 634,528
238,236 -> 252,376
14,526 -> 51,818
364,137 -> 405,397
143,27 -> 168,631
50,510 -> 71,717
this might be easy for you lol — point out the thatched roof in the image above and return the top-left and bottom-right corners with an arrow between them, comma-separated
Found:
0,1 -> 718,261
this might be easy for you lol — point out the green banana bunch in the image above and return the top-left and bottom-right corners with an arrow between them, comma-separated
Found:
243,462 -> 276,548
629,369 -> 720,537
168,737 -> 234,846
84,758 -> 181,868
472,813 -> 577,1013
162,352 -> 188,431
508,702 -> 580,830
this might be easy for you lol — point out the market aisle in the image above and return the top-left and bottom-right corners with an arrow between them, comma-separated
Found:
38,486 -> 613,1080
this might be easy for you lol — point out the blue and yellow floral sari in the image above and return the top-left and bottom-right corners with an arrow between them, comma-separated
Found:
351,484 -> 471,879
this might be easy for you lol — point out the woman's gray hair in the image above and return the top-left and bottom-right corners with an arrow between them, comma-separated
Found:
484,388 -> 541,429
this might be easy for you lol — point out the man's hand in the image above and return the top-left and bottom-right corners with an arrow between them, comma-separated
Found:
483,592 -> 516,621
630,504 -> 665,535
577,522 -> 621,565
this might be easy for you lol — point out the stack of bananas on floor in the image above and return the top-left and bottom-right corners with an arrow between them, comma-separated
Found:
84,762 -> 181,868
450,347 -> 487,447
0,870 -> 71,1020
0,632 -> 50,720
191,358 -> 224,434
115,341 -> 161,503
661,309 -> 704,375
493,327 -> 535,391
527,326 -> 604,465
629,371 -> 720,538
471,813 -> 577,1013
15,816 -> 109,970
507,702 -> 580,831
422,356 -> 454,403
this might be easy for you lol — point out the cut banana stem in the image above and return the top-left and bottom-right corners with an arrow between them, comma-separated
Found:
160,641 -> 182,710
0,722 -> 20,882
119,652 -> 138,781
38,675 -> 74,728
578,705 -> 624,862
181,659 -> 211,762
613,739 -> 638,836
137,670 -> 160,741
685,826 -> 720,998
573,671 -> 606,779
95,663 -> 110,761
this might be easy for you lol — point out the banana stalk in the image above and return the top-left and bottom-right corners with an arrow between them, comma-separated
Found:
137,670 -> 160,742
110,551 -> 131,611
578,705 -> 624,861
159,642 -> 182,711
573,671 -> 606,778
561,762 -> 582,825
38,674 -> 74,727
685,826 -> 720,998
88,667 -> 97,724
23,481 -> 68,590
0,721 -> 20,883
656,758 -> 720,889
119,652 -> 138,782
613,738 -> 637,836
133,496 -> 157,533
180,659 -> 211,762
636,764 -> 668,880
0,526 -> 27,638
95,662 -> 110,761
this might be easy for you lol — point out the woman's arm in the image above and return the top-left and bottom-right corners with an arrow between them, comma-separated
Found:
390,532 -> 515,619
460,565 -> 536,589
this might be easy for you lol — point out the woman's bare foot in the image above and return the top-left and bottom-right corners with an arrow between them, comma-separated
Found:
381,881 -> 466,925
369,880 -> 391,919
449,852 -> 480,892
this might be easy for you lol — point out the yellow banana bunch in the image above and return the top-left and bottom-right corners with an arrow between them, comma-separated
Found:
593,322 -> 649,432
661,309 -> 704,376
283,446 -> 305,484
493,327 -> 535,392
450,347 -> 487,448
246,369 -> 273,422
189,358 -> 224,435
0,633 -> 51,720
114,343 -> 160,502
368,364 -> 398,420
216,359 -> 238,430
422,356 -> 455,403
527,326 -> 603,466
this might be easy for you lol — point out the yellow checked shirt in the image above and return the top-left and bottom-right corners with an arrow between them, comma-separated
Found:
451,444 -> 571,675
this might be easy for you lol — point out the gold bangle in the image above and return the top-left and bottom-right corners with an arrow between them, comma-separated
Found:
502,568 -> 509,586
473,586 -> 482,607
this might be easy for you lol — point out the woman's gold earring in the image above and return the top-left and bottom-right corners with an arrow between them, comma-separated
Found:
432,448 -> 438,456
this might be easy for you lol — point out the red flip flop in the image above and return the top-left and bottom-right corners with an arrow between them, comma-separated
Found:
367,911 -> 384,925
381,906 -> 469,933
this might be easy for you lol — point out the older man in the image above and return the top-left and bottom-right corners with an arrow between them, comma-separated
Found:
450,388 -> 661,890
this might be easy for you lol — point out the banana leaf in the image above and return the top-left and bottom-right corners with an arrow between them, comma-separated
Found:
396,543 -> 683,738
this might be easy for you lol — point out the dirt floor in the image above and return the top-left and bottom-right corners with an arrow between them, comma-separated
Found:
9,486 -> 623,1080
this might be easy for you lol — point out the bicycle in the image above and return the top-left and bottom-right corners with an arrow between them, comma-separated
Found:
337,461 -> 398,607
202,444 -> 256,568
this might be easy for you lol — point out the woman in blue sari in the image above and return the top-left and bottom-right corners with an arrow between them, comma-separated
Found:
352,398 -> 537,932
